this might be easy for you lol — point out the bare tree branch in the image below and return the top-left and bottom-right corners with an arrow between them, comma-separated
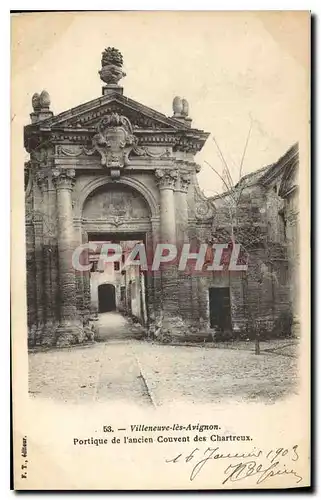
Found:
235,117 -> 253,206
238,117 -> 253,183
212,136 -> 234,189
204,160 -> 236,201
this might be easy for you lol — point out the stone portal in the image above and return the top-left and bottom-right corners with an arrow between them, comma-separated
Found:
24,47 -> 298,346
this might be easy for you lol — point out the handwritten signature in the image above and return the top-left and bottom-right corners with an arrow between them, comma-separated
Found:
166,445 -> 302,485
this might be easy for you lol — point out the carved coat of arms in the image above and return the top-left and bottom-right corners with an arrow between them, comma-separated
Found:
92,113 -> 136,176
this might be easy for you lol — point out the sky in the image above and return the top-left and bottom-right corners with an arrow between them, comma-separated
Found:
12,11 -> 309,196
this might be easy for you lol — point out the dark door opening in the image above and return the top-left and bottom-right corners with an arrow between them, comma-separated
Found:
98,284 -> 116,313
209,287 -> 232,331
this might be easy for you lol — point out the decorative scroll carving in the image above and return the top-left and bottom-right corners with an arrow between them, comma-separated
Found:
56,145 -> 96,157
132,145 -> 171,158
92,113 -> 136,174
155,169 -> 178,190
195,200 -> 215,220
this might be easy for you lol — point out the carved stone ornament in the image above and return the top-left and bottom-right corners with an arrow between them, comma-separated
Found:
178,172 -> 191,193
99,47 -> 126,85
132,145 -> 171,159
195,200 -> 215,220
52,168 -> 76,190
111,216 -> 123,227
92,113 -> 136,174
155,168 -> 178,190
35,169 -> 48,190
56,145 -> 96,158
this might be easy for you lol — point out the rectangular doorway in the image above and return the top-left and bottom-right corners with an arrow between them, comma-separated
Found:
209,287 -> 232,331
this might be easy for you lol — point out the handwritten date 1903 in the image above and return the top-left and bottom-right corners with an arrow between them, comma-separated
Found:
166,445 -> 302,485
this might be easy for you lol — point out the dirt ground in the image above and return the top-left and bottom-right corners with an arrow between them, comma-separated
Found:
29,337 -> 298,406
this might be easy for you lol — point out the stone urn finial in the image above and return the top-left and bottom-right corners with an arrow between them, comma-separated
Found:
182,98 -> 189,117
30,90 -> 53,123
39,90 -> 51,110
99,47 -> 126,86
172,96 -> 183,117
32,93 -> 41,112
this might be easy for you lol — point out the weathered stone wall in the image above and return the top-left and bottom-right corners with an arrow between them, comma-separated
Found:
25,168 -> 62,346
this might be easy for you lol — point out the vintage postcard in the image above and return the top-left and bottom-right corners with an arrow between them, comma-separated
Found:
11,11 -> 310,490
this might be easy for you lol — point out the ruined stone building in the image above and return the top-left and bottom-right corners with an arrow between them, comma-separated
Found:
206,142 -> 299,340
24,48 -> 299,346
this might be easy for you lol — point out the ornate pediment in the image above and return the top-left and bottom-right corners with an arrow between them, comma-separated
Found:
24,47 -> 210,156
35,94 -> 191,131
24,93 -> 210,154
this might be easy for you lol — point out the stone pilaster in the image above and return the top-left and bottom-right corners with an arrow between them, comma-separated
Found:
74,218 -> 86,320
150,218 -> 161,306
187,224 -> 201,322
52,168 -> 84,346
143,227 -> 156,322
175,172 -> 191,244
25,219 -> 37,345
47,175 -> 59,328
35,170 -> 58,345
81,231 -> 92,318
33,214 -> 45,345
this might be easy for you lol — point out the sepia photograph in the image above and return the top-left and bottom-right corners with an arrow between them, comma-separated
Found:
11,10 -> 310,490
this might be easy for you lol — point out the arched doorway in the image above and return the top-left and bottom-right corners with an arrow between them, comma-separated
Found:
98,284 -> 116,313
82,181 -> 157,323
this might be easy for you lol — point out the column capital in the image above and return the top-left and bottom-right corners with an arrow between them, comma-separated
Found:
52,168 -> 76,190
176,172 -> 192,193
155,168 -> 178,190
